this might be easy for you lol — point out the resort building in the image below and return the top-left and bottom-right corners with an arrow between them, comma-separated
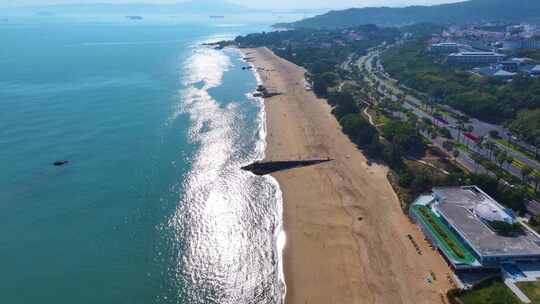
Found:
410,186 -> 540,271
501,60 -> 521,72
503,37 -> 540,50
520,64 -> 540,76
472,67 -> 516,80
447,52 -> 505,65
430,42 -> 459,54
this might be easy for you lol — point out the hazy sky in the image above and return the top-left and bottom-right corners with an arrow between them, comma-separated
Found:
1,0 -> 465,9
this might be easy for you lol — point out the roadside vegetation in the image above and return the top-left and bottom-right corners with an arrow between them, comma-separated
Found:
516,280 -> 540,303
507,109 -> 540,149
381,39 -> 540,147
449,278 -> 521,304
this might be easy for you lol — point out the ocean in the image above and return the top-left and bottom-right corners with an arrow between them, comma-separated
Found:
0,13 -> 293,304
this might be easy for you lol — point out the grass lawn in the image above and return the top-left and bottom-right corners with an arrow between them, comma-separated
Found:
517,280 -> 540,303
458,279 -> 521,304
410,205 -> 476,264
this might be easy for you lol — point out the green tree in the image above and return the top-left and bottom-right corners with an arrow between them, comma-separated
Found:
330,91 -> 359,120
382,121 -> 424,155
411,173 -> 432,194
467,174 -> 499,196
383,143 -> 404,168
532,174 -> 540,194
489,130 -> 500,139
483,141 -> 496,160
522,165 -> 533,184
339,114 -> 377,147
366,135 -> 383,158
313,75 -> 329,96
496,151 -> 509,169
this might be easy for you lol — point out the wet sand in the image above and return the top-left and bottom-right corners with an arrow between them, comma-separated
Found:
245,47 -> 452,304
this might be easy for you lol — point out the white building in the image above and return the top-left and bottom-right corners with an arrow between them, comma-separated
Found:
448,51 -> 505,65
503,37 -> 540,50
430,42 -> 459,54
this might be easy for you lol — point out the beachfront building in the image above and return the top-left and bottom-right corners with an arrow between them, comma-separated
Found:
501,60 -> 521,72
430,42 -> 459,54
472,67 -> 517,80
503,37 -> 540,50
520,64 -> 540,76
410,186 -> 540,271
447,52 -> 505,65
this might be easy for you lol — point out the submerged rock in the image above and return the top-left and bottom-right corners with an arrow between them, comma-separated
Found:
53,160 -> 69,166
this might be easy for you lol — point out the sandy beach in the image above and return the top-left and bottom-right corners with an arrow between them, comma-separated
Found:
246,47 -> 453,304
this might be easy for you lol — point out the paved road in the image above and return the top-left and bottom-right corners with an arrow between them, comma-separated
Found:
365,51 -> 540,171
357,50 -> 539,185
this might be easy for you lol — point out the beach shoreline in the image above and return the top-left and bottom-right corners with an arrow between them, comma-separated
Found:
245,47 -> 453,304
239,46 -> 288,302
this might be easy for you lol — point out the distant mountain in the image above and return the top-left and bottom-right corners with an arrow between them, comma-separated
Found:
276,0 -> 540,29
9,0 -> 247,15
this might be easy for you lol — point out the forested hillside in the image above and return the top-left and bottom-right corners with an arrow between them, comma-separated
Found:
276,0 -> 540,29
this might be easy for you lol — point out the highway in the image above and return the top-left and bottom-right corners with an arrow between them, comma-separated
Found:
356,48 -> 540,185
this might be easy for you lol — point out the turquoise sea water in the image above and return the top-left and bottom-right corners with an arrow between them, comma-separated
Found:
0,14 -> 290,303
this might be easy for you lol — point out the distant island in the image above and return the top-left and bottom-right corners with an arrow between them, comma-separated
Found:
34,11 -> 55,17
10,0 -> 247,15
125,15 -> 143,20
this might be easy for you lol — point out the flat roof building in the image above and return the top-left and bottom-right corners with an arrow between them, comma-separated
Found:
431,42 -> 459,54
520,64 -> 540,76
503,37 -> 540,50
410,186 -> 540,270
472,67 -> 516,79
448,52 -> 505,65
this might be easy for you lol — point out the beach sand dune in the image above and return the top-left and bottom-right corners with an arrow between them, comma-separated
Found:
247,47 -> 452,304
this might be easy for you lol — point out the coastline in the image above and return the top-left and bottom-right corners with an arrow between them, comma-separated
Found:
245,47 -> 453,304
240,47 -> 288,302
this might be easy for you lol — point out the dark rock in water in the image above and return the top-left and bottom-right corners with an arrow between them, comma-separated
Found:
53,160 -> 69,166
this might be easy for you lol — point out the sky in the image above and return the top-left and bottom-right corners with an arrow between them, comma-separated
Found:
1,0 -> 465,10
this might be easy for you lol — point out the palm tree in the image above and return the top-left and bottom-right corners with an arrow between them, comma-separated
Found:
505,155 -> 514,170
457,122 -> 467,144
486,141 -> 500,160
535,137 -> 540,160
532,174 -> 540,194
522,165 -> 533,185
496,151 -> 509,169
